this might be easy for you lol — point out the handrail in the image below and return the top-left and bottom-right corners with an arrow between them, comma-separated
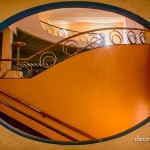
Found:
0,27 -> 148,62
40,20 -> 80,33
40,20 -> 149,41
0,90 -> 96,140
0,27 -> 149,78
0,100 -> 78,141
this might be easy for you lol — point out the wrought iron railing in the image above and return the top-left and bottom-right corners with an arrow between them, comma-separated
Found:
40,20 -> 80,38
0,90 -> 96,141
40,20 -> 147,43
0,27 -> 149,78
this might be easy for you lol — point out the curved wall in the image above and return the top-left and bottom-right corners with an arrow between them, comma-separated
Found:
1,45 -> 150,141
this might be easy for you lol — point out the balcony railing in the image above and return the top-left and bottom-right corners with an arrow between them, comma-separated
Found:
0,27 -> 149,78
40,20 -> 80,38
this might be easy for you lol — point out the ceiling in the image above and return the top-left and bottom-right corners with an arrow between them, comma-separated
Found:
39,8 -> 124,24
39,8 -> 125,31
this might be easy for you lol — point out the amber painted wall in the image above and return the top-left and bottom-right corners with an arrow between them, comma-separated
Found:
0,45 -> 150,140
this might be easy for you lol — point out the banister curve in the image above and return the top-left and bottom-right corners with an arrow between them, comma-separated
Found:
0,89 -> 96,140
0,27 -> 149,62
0,99 -> 78,141
0,26 -> 149,78
40,20 -> 80,33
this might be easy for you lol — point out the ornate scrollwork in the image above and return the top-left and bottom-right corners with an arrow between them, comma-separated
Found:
16,61 -> 32,78
127,30 -> 137,44
68,31 -> 77,36
1,25 -> 149,79
87,32 -> 96,42
139,31 -> 145,44
109,30 -> 123,45
68,31 -> 78,39
79,34 -> 88,42
63,40 -> 80,56
88,33 -> 105,48
57,29 -> 67,38
46,26 -> 54,35
39,51 -> 57,68
0,63 -> 7,78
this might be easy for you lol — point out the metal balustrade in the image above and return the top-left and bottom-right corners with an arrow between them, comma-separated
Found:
0,26 -> 149,78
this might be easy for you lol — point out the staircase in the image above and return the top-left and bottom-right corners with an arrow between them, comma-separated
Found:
0,27 -> 149,78
0,26 -> 150,143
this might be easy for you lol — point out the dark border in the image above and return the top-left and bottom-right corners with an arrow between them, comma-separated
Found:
0,116 -> 149,145
0,0 -> 150,145
0,1 -> 150,31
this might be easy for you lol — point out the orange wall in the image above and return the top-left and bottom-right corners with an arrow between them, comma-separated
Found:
0,45 -> 150,140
